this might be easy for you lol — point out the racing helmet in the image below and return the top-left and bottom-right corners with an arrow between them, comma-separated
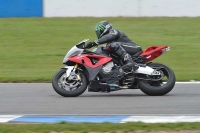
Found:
95,20 -> 112,39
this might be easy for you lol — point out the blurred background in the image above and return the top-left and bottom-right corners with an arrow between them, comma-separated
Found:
0,0 -> 199,82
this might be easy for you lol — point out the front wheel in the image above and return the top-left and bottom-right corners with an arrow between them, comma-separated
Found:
52,69 -> 87,97
137,63 -> 176,96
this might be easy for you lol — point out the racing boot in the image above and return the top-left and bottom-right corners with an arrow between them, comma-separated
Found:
107,42 -> 139,72
122,53 -> 139,71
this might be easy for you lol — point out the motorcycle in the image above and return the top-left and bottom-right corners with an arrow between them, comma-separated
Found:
52,39 -> 176,97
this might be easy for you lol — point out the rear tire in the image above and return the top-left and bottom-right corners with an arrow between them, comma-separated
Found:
137,63 -> 176,96
52,69 -> 87,97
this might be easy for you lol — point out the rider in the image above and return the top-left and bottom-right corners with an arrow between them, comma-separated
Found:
85,20 -> 141,71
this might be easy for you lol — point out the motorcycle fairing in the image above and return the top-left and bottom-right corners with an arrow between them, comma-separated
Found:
68,54 -> 112,68
140,46 -> 169,62
85,66 -> 102,81
88,80 -> 110,92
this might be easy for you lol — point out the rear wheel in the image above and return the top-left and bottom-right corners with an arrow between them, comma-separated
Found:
52,69 -> 87,97
137,63 -> 176,96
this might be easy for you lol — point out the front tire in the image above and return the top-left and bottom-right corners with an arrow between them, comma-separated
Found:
137,63 -> 176,96
52,69 -> 87,97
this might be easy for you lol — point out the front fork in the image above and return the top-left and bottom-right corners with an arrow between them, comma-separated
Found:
74,64 -> 81,81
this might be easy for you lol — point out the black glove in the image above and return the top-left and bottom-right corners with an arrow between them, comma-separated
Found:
85,41 -> 98,49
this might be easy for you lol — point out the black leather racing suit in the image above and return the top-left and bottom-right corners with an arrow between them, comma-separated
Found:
95,29 -> 142,70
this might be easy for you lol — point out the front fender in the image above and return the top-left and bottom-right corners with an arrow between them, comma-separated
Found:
62,65 -> 102,81
62,66 -> 74,77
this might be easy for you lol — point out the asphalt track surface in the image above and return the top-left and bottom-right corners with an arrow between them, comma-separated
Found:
0,83 -> 200,115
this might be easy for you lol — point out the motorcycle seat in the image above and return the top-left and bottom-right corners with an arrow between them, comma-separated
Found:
132,51 -> 143,57
121,44 -> 142,55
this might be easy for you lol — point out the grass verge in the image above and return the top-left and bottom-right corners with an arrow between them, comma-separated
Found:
0,122 -> 200,133
0,17 -> 200,82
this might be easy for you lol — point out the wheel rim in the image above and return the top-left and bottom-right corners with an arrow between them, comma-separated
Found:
58,72 -> 82,91
148,68 -> 169,87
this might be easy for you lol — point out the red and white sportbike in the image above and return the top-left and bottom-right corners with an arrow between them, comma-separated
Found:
52,39 -> 176,97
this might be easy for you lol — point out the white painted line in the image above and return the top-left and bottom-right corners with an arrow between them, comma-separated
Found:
0,115 -> 22,123
120,116 -> 200,123
1,115 -> 200,123
176,82 -> 200,84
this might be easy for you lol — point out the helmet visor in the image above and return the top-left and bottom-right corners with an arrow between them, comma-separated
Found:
95,29 -> 102,39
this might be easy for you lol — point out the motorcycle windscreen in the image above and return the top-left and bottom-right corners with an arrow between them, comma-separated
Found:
63,46 -> 84,63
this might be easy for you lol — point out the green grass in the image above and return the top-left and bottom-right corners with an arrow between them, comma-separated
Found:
0,17 -> 200,82
0,122 -> 200,133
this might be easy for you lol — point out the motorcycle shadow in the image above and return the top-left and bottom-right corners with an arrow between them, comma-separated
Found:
80,93 -> 175,97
